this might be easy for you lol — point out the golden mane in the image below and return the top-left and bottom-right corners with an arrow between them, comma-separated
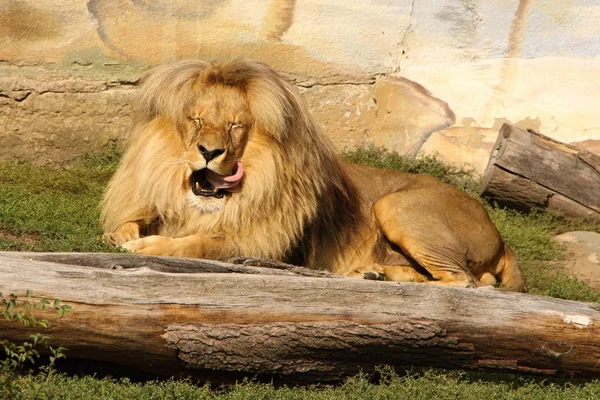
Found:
101,59 -> 364,267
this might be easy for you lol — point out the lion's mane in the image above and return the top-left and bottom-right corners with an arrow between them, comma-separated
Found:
101,59 -> 364,267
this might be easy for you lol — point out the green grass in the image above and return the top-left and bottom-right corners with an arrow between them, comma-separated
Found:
488,206 -> 600,302
0,150 -> 120,253
2,145 -> 600,399
4,369 -> 600,400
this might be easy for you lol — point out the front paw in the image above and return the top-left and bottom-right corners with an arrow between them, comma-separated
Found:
103,231 -> 137,246
103,222 -> 141,246
122,235 -> 175,256
347,264 -> 385,281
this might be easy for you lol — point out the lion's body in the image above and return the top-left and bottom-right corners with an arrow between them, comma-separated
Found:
101,59 -> 526,292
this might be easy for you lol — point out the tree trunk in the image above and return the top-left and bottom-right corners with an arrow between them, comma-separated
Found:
480,123 -> 600,222
1,251 -> 600,383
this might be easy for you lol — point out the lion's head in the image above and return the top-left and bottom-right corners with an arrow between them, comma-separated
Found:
101,59 -> 362,262
176,75 -> 252,214
128,59 -> 291,214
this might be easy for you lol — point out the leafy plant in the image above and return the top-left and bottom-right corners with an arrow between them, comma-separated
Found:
1,290 -> 70,398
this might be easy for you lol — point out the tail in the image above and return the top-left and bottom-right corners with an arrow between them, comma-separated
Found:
499,243 -> 527,292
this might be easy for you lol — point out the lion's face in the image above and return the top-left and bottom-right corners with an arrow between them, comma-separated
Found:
183,85 -> 252,213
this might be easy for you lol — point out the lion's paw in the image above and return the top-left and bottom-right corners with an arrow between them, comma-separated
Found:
122,235 -> 175,256
103,232 -> 137,246
103,222 -> 141,246
363,271 -> 385,281
348,264 -> 386,281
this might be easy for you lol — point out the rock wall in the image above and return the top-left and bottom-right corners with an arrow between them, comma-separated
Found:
1,0 -> 599,170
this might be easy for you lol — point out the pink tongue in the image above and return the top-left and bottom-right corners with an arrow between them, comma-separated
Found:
205,161 -> 244,192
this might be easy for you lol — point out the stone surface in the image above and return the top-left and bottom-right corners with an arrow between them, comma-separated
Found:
300,82 -> 377,151
1,0 -> 600,169
573,139 -> 600,156
0,77 -> 135,164
553,231 -> 600,290
370,77 -> 455,156
420,124 -> 498,173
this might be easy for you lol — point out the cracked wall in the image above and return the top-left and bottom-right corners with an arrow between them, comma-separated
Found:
1,0 -> 600,169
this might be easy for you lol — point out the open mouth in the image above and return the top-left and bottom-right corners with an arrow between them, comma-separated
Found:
190,169 -> 226,198
190,162 -> 244,198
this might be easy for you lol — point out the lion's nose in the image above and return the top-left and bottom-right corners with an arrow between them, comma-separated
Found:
198,145 -> 225,162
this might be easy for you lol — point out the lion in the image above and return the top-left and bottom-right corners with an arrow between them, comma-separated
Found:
101,58 -> 526,292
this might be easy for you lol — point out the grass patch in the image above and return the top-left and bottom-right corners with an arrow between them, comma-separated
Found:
0,149 -> 121,253
488,207 -> 600,302
4,368 -> 600,400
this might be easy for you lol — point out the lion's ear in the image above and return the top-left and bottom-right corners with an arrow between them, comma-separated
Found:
245,77 -> 292,141
135,60 -> 209,123
208,58 -> 308,142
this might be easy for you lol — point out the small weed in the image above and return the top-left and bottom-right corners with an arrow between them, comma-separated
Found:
1,290 -> 70,399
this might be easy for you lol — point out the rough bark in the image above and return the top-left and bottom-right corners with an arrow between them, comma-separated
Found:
1,251 -> 600,383
480,123 -> 600,222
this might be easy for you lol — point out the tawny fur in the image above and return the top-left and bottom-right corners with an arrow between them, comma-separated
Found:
101,58 -> 526,292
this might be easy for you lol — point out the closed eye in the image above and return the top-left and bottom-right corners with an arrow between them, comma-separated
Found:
229,122 -> 243,131
189,117 -> 203,128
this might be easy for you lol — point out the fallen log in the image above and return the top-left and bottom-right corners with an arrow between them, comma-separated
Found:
480,123 -> 600,222
1,251 -> 600,383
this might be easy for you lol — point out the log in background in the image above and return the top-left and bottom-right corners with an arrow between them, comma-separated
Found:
1,252 -> 600,383
481,123 -> 600,222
